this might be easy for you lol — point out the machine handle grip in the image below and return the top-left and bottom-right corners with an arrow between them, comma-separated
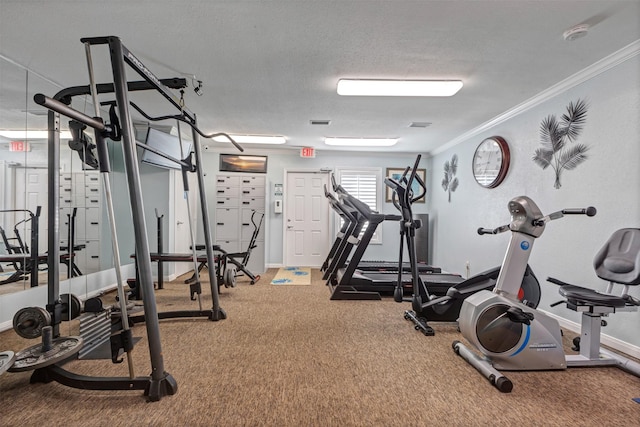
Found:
562,207 -> 597,216
533,206 -> 597,226
477,225 -> 509,235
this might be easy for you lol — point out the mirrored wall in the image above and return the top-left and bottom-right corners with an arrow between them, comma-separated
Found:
0,56 -> 135,327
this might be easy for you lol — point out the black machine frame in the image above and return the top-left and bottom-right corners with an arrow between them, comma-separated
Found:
32,36 -> 234,401
0,208 -> 42,288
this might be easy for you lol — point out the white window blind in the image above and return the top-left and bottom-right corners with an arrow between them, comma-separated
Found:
337,168 -> 382,244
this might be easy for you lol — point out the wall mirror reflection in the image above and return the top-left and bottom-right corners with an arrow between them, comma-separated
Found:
0,56 -> 135,332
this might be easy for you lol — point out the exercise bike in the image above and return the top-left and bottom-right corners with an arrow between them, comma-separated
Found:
453,196 -> 640,392
384,156 -> 541,335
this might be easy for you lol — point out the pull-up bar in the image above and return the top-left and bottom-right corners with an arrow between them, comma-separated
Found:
129,102 -> 244,152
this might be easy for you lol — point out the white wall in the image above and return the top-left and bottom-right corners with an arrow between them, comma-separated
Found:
200,150 -> 430,267
428,51 -> 640,349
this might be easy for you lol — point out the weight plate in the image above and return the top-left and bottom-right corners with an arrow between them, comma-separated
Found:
13,307 -> 51,339
224,268 -> 237,288
8,336 -> 83,372
60,293 -> 83,321
0,351 -> 16,376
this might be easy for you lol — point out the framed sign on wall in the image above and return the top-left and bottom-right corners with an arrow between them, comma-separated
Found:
219,154 -> 268,173
385,167 -> 426,203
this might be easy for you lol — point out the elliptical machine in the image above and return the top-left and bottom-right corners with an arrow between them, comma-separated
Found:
453,196 -> 640,392
384,156 -> 541,335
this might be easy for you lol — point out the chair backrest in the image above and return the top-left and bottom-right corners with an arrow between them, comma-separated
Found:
593,228 -> 640,285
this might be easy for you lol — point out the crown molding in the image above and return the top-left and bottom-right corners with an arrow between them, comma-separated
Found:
432,39 -> 640,156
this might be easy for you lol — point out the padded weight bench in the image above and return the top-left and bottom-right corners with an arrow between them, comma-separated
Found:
128,252 -> 211,300
185,244 -> 261,287
548,228 -> 640,375
59,243 -> 86,278
0,254 -> 46,287
0,253 -> 74,287
185,211 -> 263,287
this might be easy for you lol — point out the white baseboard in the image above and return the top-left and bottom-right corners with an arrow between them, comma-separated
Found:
542,309 -> 640,360
266,263 -> 284,269
266,264 -> 322,269
0,320 -> 13,332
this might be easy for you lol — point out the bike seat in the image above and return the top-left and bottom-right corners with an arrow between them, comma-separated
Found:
558,284 -> 628,308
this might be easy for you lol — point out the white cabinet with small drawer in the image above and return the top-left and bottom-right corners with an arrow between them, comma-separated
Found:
214,173 -> 266,274
58,171 -> 102,274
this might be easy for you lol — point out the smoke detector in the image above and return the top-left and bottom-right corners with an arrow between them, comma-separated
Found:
563,24 -> 590,41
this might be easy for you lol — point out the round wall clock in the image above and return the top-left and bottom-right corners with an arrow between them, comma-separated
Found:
472,136 -> 510,188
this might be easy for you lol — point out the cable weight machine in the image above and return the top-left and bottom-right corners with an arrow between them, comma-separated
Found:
4,36 -> 242,401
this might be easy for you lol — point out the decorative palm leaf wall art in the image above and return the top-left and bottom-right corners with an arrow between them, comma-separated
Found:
532,99 -> 590,189
442,154 -> 459,202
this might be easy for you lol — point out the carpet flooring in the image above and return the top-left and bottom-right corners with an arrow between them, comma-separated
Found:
0,268 -> 638,426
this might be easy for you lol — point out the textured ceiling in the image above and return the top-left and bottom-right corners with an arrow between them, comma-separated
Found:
0,0 -> 639,155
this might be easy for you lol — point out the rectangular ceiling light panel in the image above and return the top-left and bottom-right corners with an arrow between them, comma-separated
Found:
212,135 -> 286,144
324,137 -> 398,147
337,79 -> 463,97
0,130 -> 72,139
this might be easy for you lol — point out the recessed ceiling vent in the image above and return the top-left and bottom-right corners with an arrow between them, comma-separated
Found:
409,122 -> 432,128
310,119 -> 331,125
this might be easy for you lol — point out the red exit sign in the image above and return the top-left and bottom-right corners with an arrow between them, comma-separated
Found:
10,141 -> 30,152
300,147 -> 316,158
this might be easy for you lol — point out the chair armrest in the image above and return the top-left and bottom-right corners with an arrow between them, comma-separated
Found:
547,277 -> 573,287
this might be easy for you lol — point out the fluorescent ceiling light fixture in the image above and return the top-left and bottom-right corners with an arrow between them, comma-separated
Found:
337,79 -> 463,96
212,134 -> 286,144
0,130 -> 72,139
324,137 -> 398,147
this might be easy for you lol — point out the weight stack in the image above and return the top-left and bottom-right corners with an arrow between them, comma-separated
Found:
77,312 -> 111,359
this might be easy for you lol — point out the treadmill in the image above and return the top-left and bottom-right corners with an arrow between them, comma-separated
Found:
322,175 -> 438,275
325,180 -> 454,301
321,185 -> 366,280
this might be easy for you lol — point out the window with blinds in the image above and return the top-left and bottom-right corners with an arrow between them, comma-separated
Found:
337,168 -> 382,244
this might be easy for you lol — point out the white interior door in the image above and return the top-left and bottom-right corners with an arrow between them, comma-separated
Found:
171,170 -> 197,278
14,167 -> 49,252
284,171 -> 330,267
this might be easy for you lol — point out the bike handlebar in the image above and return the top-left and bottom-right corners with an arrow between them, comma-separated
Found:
481,204 -> 597,233
563,207 -> 597,216
532,206 -> 597,226
477,225 -> 510,235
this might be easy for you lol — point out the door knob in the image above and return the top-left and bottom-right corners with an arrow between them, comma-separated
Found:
177,221 -> 184,225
